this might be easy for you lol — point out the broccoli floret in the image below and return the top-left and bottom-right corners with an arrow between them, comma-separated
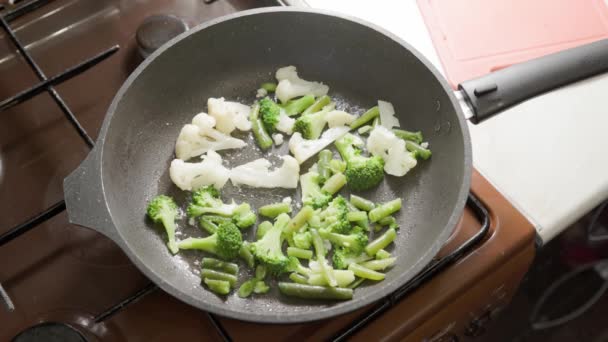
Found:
320,226 -> 368,253
177,221 -> 243,260
259,97 -> 281,133
293,103 -> 334,140
251,213 -> 292,275
187,186 -> 236,217
335,133 -> 384,191
232,203 -> 256,228
146,195 -> 179,254
300,171 -> 331,209
318,195 -> 351,234
293,230 -> 312,250
332,247 -> 372,270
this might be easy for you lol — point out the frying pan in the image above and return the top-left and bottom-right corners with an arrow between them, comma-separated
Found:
63,7 -> 608,323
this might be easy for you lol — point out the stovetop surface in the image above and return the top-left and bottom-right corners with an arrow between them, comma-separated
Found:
0,1 -> 535,341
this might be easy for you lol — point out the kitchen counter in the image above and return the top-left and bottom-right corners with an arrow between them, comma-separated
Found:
303,0 -> 608,243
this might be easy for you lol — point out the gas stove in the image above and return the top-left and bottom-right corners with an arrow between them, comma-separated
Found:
0,1 -> 536,341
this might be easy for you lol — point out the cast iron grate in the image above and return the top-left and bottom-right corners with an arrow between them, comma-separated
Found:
0,2 -> 491,342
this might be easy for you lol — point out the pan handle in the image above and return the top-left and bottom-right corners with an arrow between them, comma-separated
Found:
459,38 -> 608,124
63,149 -> 120,243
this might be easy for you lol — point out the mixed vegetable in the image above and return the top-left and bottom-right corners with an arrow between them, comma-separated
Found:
146,66 -> 431,301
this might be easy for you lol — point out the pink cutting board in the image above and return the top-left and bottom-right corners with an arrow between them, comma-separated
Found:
417,0 -> 608,89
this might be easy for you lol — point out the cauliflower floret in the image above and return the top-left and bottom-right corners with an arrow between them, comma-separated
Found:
207,97 -> 252,134
367,126 -> 417,176
272,133 -> 284,146
230,155 -> 300,188
275,66 -> 329,103
326,110 -> 356,128
378,100 -> 400,129
289,126 -> 349,164
275,112 -> 295,134
169,151 -> 230,191
256,88 -> 268,98
175,113 -> 246,160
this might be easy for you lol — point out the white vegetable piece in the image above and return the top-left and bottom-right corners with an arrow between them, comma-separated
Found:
275,66 -> 329,103
169,151 -> 230,191
289,126 -> 350,164
230,155 -> 300,189
272,133 -> 284,146
367,126 -> 417,176
378,100 -> 400,129
282,197 -> 292,204
256,88 -> 268,98
275,112 -> 295,135
175,113 -> 246,160
207,97 -> 252,134
326,110 -> 356,128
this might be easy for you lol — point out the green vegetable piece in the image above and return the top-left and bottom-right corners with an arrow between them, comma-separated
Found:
239,242 -> 255,268
293,103 -> 335,140
300,172 -> 331,209
278,283 -> 353,300
307,270 -> 355,287
259,202 -> 292,218
186,186 -> 231,217
232,203 -> 257,228
350,195 -> 375,212
378,216 -> 399,230
259,97 -> 281,133
348,277 -> 366,289
329,159 -> 346,174
200,269 -> 238,287
204,278 -> 231,295
282,95 -> 315,116
250,103 -> 273,150
348,263 -> 385,281
405,140 -> 432,160
372,116 -> 380,127
293,231 -> 312,250
177,221 -> 243,260
321,173 -> 347,195
311,229 -> 337,287
369,199 -> 402,222
365,228 -> 397,256
319,228 -> 368,253
251,213 -> 292,275
357,125 -> 373,135
318,195 -> 351,234
256,221 -> 273,240
360,257 -> 396,271
375,249 -> 391,259
349,106 -> 379,129
261,82 -> 277,92
255,265 -> 267,280
146,195 -> 179,254
317,149 -> 333,182
202,257 -> 239,275
346,211 -> 367,222
238,279 -> 256,298
392,128 -> 423,144
332,247 -> 373,270
287,247 -> 313,260
199,216 -> 219,234
254,281 -> 270,294
289,273 -> 309,285
335,134 -> 384,191
302,95 -> 331,115
285,206 -> 314,234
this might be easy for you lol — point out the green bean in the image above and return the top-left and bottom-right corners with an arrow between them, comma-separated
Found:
261,82 -> 277,92
392,129 -> 423,144
375,249 -> 391,260
378,216 -> 399,230
254,281 -> 270,294
348,263 -> 385,281
321,173 -> 346,194
200,269 -> 237,287
357,125 -> 373,135
350,195 -> 375,212
278,283 -> 353,300
360,257 -> 396,271
369,199 -> 402,222
256,221 -> 273,239
289,273 -> 309,285
202,257 -> 239,275
238,279 -> 256,298
287,247 -> 313,260
350,106 -> 379,129
259,202 -> 292,218
255,265 -> 267,280
239,242 -> 255,268
285,206 -> 314,234
365,229 -> 397,256
405,140 -> 432,160
282,95 -> 315,116
307,270 -> 355,287
302,95 -> 331,115
311,229 -> 337,287
250,103 -> 273,150
317,149 -> 333,182
346,211 -> 367,222
204,278 -> 231,295
347,277 -> 366,289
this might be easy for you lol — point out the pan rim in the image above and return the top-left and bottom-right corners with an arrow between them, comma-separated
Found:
98,7 -> 472,323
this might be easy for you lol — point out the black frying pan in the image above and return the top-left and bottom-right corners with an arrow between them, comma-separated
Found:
63,8 -> 608,323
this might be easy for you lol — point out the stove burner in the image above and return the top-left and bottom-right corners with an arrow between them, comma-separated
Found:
13,323 -> 87,342
136,15 -> 188,59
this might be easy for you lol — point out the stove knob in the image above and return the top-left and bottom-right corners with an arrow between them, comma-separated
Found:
136,15 -> 188,59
